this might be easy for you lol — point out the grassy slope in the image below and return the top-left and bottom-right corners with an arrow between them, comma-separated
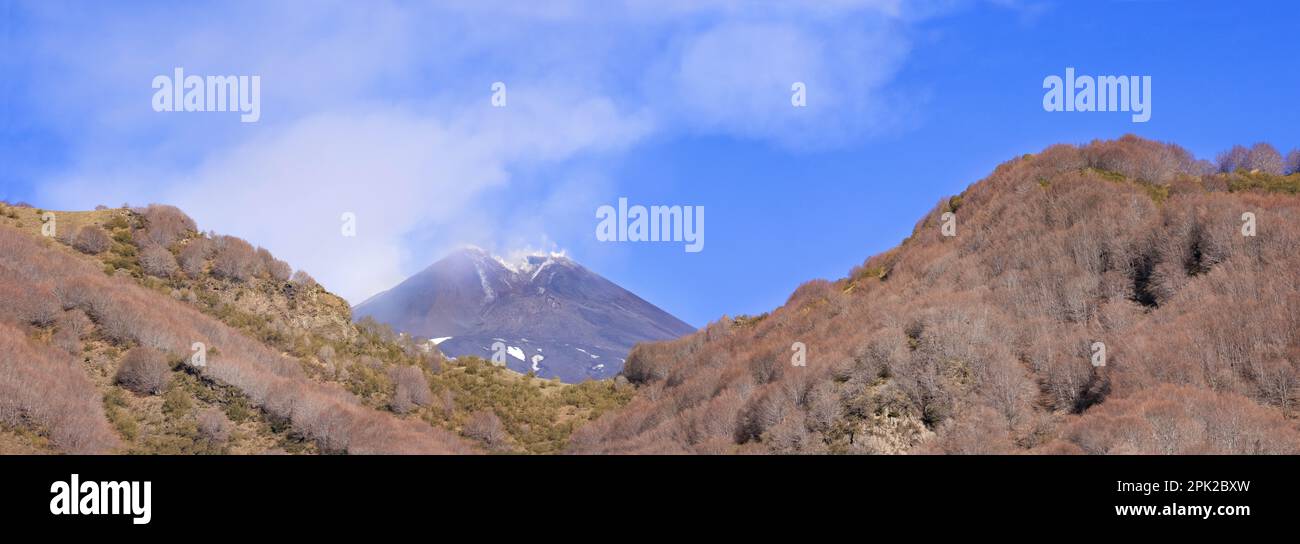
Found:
0,204 -> 631,454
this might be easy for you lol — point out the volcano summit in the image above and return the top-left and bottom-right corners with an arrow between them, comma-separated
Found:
353,248 -> 696,382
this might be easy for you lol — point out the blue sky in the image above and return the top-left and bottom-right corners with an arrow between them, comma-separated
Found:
2,1 -> 1298,328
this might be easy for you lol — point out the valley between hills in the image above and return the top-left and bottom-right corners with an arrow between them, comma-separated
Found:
2,135 -> 1299,455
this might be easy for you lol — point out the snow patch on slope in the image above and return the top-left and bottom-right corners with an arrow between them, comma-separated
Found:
474,261 -> 495,303
492,249 -> 569,275
506,345 -> 525,362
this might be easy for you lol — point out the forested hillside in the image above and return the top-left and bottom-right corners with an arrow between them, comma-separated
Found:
572,136 -> 1300,454
0,204 -> 630,454
4,136 -> 1297,456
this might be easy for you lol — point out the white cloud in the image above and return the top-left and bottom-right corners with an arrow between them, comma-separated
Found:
42,94 -> 650,303
663,18 -> 911,146
25,0 -> 969,301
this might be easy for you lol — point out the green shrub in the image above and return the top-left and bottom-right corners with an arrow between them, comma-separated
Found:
104,214 -> 131,230
225,396 -> 254,423
102,389 -> 139,441
162,386 -> 193,417
1228,172 -> 1300,194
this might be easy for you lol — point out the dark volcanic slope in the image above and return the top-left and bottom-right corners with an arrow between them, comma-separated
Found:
353,248 -> 695,382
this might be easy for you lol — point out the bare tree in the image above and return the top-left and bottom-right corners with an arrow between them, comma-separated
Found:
463,410 -> 508,449
114,346 -> 171,395
139,204 -> 197,247
52,309 -> 91,354
1244,142 -> 1284,175
256,247 -> 289,281
550,135 -> 1300,455
267,259 -> 292,282
623,344 -> 671,384
178,237 -> 213,277
804,381 -> 841,432
139,244 -> 179,278
979,353 -> 1036,428
0,225 -> 474,454
73,225 -> 112,254
749,351 -> 783,385
211,236 -> 259,281
0,282 -> 59,326
1216,145 -> 1249,173
389,366 -> 432,414
0,324 -> 120,453
197,407 -> 232,445
290,270 -> 317,288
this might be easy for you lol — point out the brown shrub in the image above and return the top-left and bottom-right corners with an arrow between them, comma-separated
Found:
178,237 -> 213,277
463,410 -> 507,448
52,309 -> 92,354
115,346 -> 171,395
256,247 -> 291,281
804,381 -> 841,432
1217,144 -> 1249,173
290,270 -> 317,288
921,406 -> 1018,454
0,277 -> 60,326
267,259 -> 291,282
0,323 -> 119,453
622,344 -> 671,384
197,407 -> 231,445
573,136 -> 1300,455
3,224 -> 473,453
1083,135 -> 1197,183
73,225 -> 111,254
389,366 -> 432,414
138,204 -> 197,247
749,350 -> 783,385
1244,143 -> 1284,175
211,236 -> 258,281
737,388 -> 795,443
1065,384 -> 1300,454
139,244 -> 179,278
763,413 -> 812,453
